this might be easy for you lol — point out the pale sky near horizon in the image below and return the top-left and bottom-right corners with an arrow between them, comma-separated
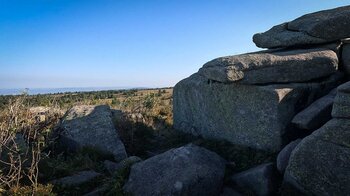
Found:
1,0 -> 350,89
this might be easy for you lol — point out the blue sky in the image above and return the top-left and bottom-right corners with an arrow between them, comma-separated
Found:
1,0 -> 350,89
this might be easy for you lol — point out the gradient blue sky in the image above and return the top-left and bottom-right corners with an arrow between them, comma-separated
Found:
1,0 -> 350,89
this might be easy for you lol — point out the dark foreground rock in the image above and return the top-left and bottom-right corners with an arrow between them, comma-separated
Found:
276,139 -> 301,174
229,162 -> 279,196
199,48 -> 338,84
59,105 -> 127,161
253,6 -> 350,48
104,156 -> 142,175
174,73 -> 342,152
291,89 -> 336,130
283,119 -> 350,195
52,170 -> 102,187
123,144 -> 226,196
220,187 -> 242,196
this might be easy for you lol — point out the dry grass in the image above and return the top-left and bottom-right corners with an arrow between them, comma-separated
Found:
0,95 -> 63,195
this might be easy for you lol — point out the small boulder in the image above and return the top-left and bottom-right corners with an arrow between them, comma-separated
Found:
229,162 -> 279,196
59,105 -> 127,161
123,144 -> 226,196
199,48 -> 338,84
276,139 -> 301,174
52,170 -> 102,187
291,89 -> 336,130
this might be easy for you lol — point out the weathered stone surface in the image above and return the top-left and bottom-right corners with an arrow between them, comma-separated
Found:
59,105 -> 127,161
288,6 -> 350,40
198,48 -> 338,84
104,156 -> 142,175
253,23 -> 328,49
342,43 -> 350,75
254,5 -> 350,48
173,73 -> 342,152
276,139 -> 301,174
124,144 -> 226,196
83,186 -> 107,196
283,119 -> 350,195
332,82 -> 350,118
221,187 -> 242,196
52,171 -> 102,187
230,163 -> 279,196
291,89 -> 336,130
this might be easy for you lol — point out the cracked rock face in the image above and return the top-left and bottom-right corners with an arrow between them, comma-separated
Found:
123,144 -> 226,196
253,5 -> 350,48
173,73 -> 342,152
283,119 -> 350,195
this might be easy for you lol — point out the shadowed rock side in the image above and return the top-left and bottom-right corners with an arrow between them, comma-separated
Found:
123,144 -> 226,196
174,73 -> 342,152
59,105 -> 127,161
253,6 -> 350,48
198,48 -> 338,84
291,89 -> 336,130
283,119 -> 350,195
332,81 -> 350,118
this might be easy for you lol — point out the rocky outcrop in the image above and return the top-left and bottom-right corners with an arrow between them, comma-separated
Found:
229,163 -> 279,196
59,105 -> 127,161
174,73 -> 341,152
199,48 -> 338,84
291,89 -> 336,130
172,5 -> 350,195
283,119 -> 350,195
253,6 -> 350,48
123,144 -> 226,196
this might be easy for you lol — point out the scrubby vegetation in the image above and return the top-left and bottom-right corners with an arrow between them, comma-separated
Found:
0,87 -> 274,195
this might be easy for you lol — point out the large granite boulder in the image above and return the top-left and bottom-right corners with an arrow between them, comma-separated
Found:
332,81 -> 350,118
198,48 -> 338,84
229,162 -> 279,196
254,5 -> 350,48
174,73 -> 342,152
59,105 -> 127,161
291,89 -> 336,130
123,144 -> 226,196
283,119 -> 350,195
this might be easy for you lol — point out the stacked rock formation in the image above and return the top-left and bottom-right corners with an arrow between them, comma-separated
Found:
174,5 -> 350,194
174,6 -> 350,152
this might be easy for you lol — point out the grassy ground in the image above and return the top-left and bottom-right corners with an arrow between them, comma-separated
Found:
0,88 -> 275,195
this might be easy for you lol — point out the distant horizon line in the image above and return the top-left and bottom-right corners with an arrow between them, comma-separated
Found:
0,86 -> 173,96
